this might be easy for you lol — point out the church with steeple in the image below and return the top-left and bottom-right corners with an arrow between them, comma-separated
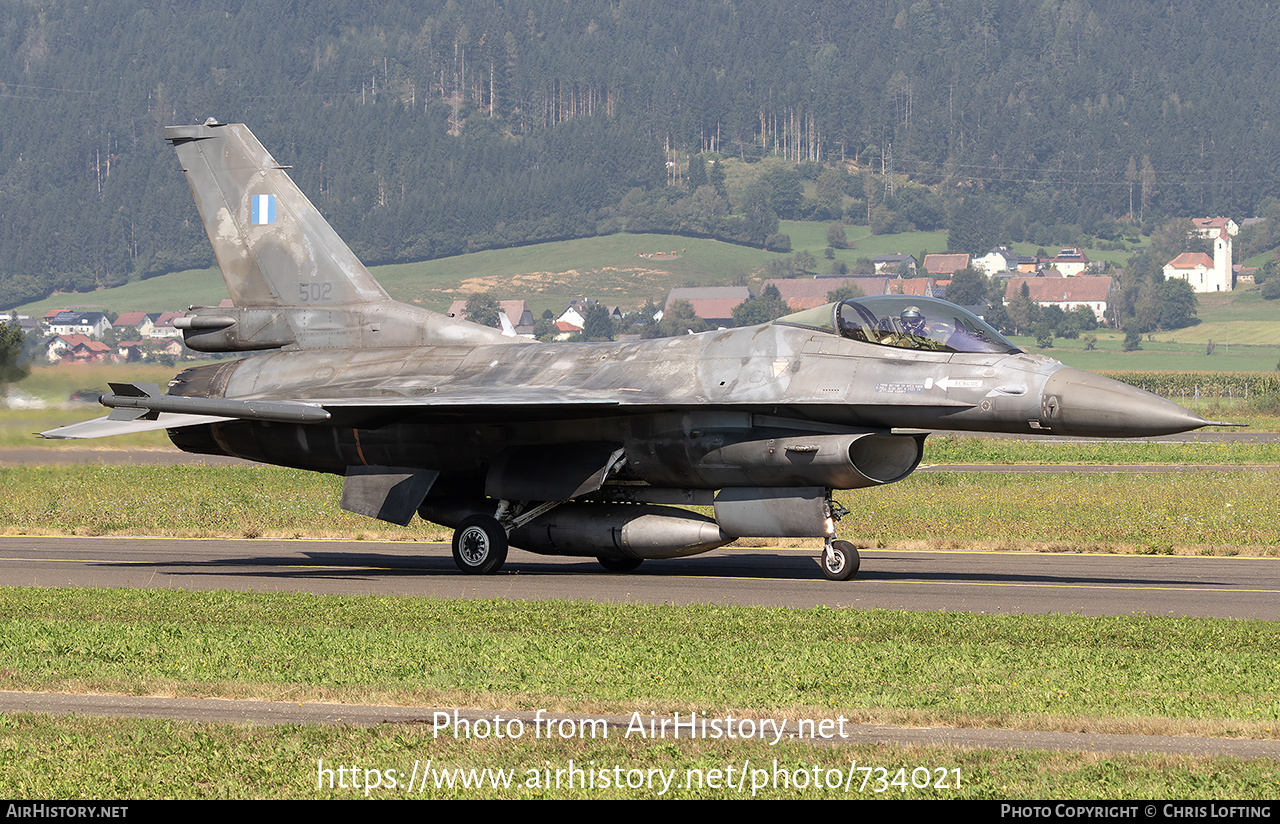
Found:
1163,217 -> 1238,292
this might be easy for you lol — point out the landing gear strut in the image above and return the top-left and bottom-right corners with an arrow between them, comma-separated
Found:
820,492 -> 859,580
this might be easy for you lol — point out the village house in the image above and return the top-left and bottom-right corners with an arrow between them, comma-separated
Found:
972,246 -> 1016,276
886,277 -> 944,299
446,298 -> 557,337
498,300 -> 536,336
1004,276 -> 1113,322
872,253 -> 917,274
1047,248 -> 1091,276
112,311 -> 158,337
150,338 -> 186,360
765,276 -> 947,311
148,311 -> 186,339
117,340 -> 147,362
551,320 -> 581,340
1163,253 -> 1218,292
0,312 -> 37,335
45,334 -> 112,363
556,301 -> 589,329
922,253 -> 969,276
46,311 -> 112,339
765,278 -> 865,310
556,299 -> 622,332
973,245 -> 1039,276
662,287 -> 750,326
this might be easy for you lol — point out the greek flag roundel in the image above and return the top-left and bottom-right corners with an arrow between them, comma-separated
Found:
251,193 -> 276,225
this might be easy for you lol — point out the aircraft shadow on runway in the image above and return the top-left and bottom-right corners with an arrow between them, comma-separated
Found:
95,548 -> 1237,589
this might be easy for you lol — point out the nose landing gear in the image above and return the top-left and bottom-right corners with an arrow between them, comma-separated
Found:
820,493 -> 860,581
821,538 -> 860,581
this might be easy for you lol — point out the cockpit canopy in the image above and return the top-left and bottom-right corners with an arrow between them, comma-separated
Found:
776,295 -> 1021,355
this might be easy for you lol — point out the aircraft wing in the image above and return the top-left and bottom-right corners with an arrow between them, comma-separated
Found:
38,382 -> 624,439
306,386 -> 626,407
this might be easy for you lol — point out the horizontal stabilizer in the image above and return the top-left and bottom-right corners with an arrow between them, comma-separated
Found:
39,412 -> 235,440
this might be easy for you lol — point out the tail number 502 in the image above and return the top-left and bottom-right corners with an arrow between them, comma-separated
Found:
299,282 -> 333,303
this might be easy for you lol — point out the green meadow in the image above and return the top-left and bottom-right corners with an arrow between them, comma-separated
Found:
1,590 -> 1277,799
15,219 -> 1280,373
1009,333 -> 1280,374
8,712 -> 1277,799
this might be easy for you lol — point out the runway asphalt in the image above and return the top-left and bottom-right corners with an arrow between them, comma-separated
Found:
3,535 -> 1278,618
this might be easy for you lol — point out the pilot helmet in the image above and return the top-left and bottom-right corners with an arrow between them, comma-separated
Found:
900,305 -> 925,333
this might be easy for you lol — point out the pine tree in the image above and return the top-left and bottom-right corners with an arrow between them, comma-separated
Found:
464,292 -> 500,328
581,304 -> 614,341
0,322 -> 29,389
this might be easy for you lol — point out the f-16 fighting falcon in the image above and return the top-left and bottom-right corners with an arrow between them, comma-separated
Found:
43,120 -> 1225,580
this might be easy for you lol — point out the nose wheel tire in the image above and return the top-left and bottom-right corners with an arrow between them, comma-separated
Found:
452,515 -> 508,574
822,540 -> 860,581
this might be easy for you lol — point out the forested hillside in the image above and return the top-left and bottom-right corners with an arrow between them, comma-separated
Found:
3,0 -> 1279,308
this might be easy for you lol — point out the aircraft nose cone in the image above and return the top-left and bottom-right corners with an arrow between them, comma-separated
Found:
1041,367 -> 1211,437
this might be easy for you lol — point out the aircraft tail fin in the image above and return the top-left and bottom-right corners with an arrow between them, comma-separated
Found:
165,120 -> 390,309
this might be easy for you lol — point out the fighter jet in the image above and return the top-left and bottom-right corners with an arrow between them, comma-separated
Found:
43,120 -> 1223,580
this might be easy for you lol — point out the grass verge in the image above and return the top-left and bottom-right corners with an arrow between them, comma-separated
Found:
1,589 -> 1277,798
4,714 -> 1276,798
6,589 -> 1278,730
923,434 -> 1280,465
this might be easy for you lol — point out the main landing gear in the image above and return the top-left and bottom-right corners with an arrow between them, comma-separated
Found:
597,556 -> 643,572
820,493 -> 860,581
450,499 -> 564,575
448,505 -> 646,574
449,489 -> 861,580
451,515 -> 508,575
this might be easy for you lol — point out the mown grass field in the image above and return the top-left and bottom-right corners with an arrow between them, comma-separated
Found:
10,713 -> 1276,799
1,589 -> 1277,798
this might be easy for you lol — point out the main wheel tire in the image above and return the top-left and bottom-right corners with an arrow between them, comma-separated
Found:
452,515 -> 508,574
597,556 -> 643,572
821,540 -> 860,581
